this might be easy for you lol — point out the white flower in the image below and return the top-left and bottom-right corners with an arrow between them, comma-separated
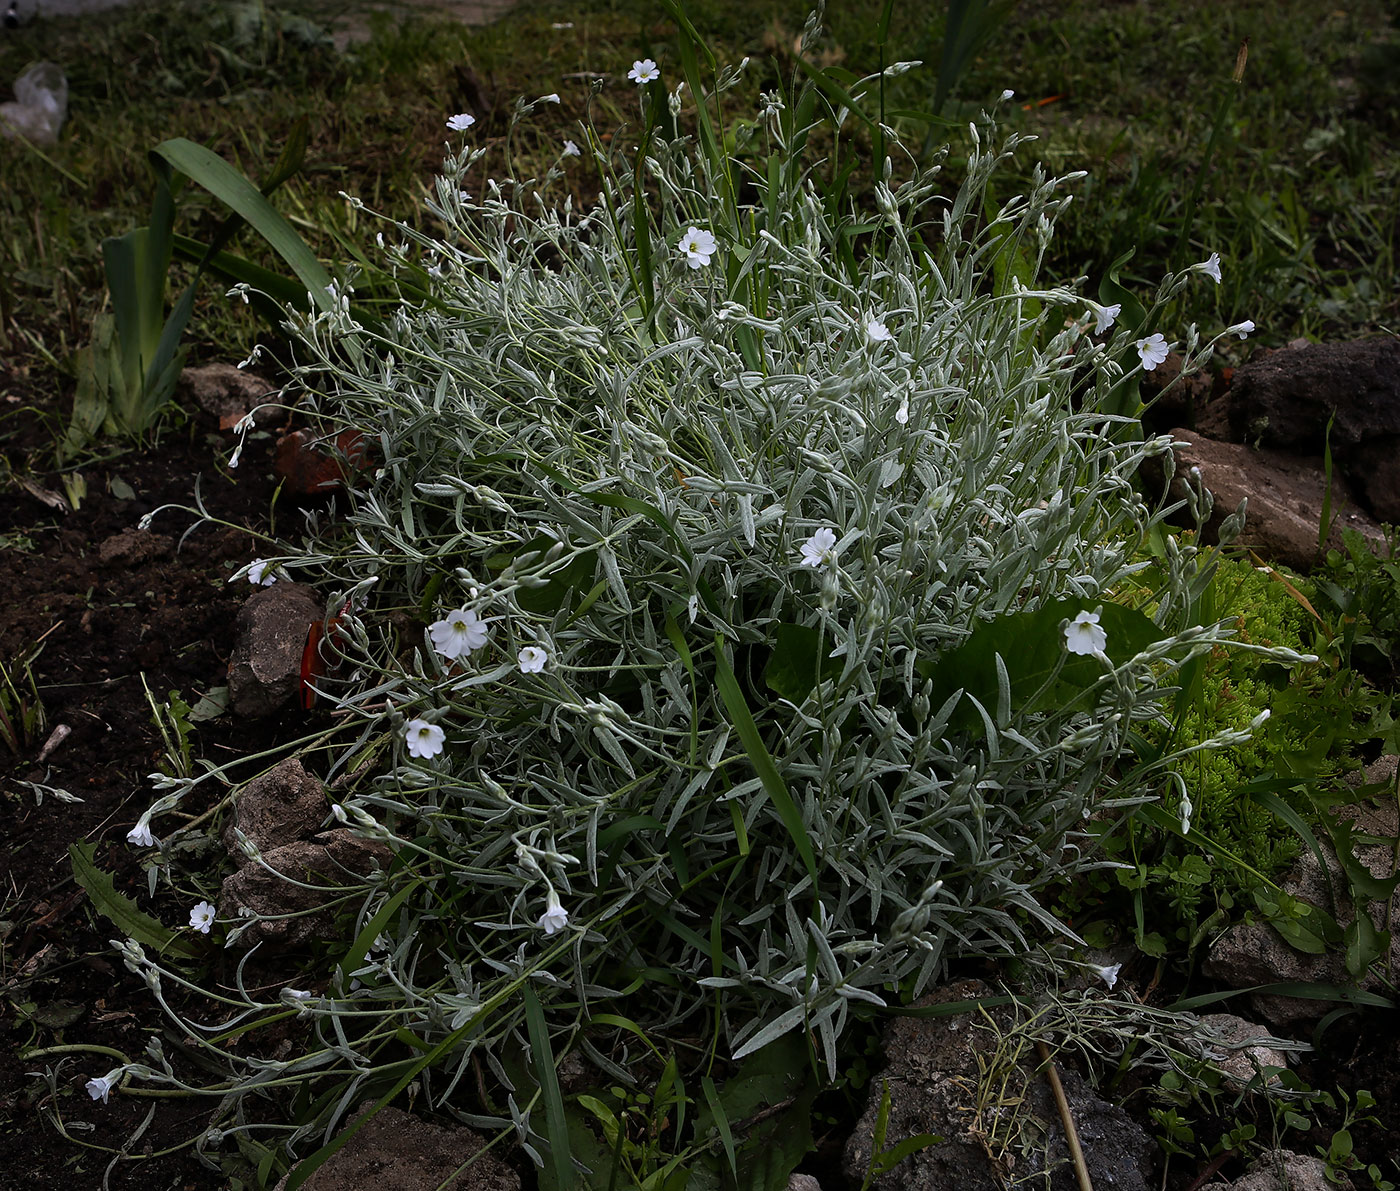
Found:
562,138 -> 581,157
537,889 -> 570,935
404,718 -> 446,759
1199,251 -> 1222,284
1063,609 -> 1108,657
126,821 -> 155,848
678,226 -> 717,270
285,988 -> 313,1000
798,527 -> 840,569
518,645 -> 549,673
866,316 -> 893,343
1135,333 -> 1170,371
552,20 -> 573,28
628,58 -> 660,85
1000,88 -> 1015,100
1231,319 -> 1256,339
189,900 -> 216,934
1093,303 -> 1121,335
458,189 -> 472,202
429,607 -> 489,658
446,112 -> 476,132
85,1072 -> 119,1103
1089,962 -> 1122,989
895,394 -> 910,425
246,558 -> 280,586
539,93 -> 561,104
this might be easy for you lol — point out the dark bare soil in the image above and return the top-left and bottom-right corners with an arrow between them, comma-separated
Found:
0,360 -> 284,1191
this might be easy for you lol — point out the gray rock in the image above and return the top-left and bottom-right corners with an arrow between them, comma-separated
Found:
227,582 -> 322,718
219,829 -> 390,948
1158,429 -> 1386,571
222,757 -> 328,866
273,1103 -> 519,1191
1227,338 -> 1400,523
1201,1148 -> 1353,1191
787,1177 -> 823,1191
177,363 -> 281,429
1196,1014 -> 1290,1086
843,980 -> 1156,1191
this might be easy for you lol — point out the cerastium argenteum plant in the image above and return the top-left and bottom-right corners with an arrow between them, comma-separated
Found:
117,18 -> 1307,1186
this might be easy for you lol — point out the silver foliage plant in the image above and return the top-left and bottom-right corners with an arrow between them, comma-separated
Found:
133,67 -> 1306,1155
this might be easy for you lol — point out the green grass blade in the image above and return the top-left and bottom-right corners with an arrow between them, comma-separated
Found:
712,635 -> 819,889
1244,785 -> 1336,908
701,1074 -> 737,1175
523,983 -> 574,1191
789,55 -> 878,134
657,0 -> 717,72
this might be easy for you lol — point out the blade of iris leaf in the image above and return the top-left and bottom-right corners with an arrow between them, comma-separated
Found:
151,137 -> 333,310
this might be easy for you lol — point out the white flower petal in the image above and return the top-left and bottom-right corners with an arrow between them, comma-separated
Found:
518,645 -> 549,674
404,718 -> 446,759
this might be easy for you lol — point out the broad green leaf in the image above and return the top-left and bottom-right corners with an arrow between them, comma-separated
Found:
921,598 -> 1166,737
1344,915 -> 1387,979
69,842 -> 199,960
187,686 -> 230,723
694,1032 -> 817,1190
764,622 -> 841,704
489,537 -> 596,616
1097,248 -> 1148,336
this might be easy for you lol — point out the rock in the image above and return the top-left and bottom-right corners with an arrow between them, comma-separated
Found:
1204,793 -> 1400,1028
843,980 -> 1156,1191
1200,1148 -> 1353,1191
219,829 -> 391,948
1227,338 -> 1400,522
1139,351 -> 1216,435
272,1103 -> 519,1191
177,363 -> 282,430
274,427 -> 377,495
221,757 -> 328,866
787,1177 -> 823,1191
1157,429 -> 1386,571
1196,1014 -> 1290,1086
97,528 -> 173,569
227,582 -> 322,718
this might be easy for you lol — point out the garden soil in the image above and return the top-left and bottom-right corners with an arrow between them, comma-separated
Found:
0,359 -> 287,1190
